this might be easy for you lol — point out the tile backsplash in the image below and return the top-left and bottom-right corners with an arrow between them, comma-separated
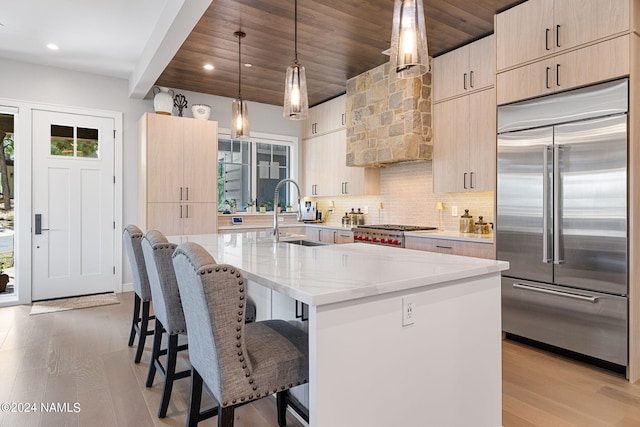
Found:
313,161 -> 494,232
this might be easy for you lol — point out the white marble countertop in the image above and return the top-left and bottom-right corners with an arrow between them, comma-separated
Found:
172,231 -> 508,306
404,229 -> 494,243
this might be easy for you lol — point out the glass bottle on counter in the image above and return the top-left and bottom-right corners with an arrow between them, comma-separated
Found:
356,208 -> 365,226
349,208 -> 357,226
342,212 -> 350,227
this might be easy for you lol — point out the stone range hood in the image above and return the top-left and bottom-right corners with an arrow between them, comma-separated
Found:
346,61 -> 433,167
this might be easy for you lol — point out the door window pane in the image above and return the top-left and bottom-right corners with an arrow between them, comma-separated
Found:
218,139 -> 251,210
51,125 -> 74,157
51,125 -> 99,158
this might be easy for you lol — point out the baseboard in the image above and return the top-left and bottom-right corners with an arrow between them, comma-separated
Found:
121,282 -> 134,293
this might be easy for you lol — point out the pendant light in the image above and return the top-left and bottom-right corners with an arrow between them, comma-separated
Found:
389,0 -> 429,79
231,31 -> 250,139
283,0 -> 309,120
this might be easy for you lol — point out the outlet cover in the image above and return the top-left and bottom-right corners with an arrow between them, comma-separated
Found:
402,295 -> 415,326
451,206 -> 458,216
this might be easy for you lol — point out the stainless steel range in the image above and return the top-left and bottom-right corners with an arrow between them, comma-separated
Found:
353,224 -> 437,248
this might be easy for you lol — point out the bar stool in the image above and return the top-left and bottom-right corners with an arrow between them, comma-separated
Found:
122,225 -> 155,363
141,230 -> 190,418
172,242 -> 309,427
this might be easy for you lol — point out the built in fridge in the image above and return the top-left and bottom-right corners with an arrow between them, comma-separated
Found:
497,79 -> 628,367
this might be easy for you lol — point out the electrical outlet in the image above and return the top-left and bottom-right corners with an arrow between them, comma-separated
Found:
451,206 -> 458,216
402,295 -> 415,326
363,205 -> 369,214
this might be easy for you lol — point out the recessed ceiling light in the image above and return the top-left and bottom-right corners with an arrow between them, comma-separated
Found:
244,63 -> 252,68
203,64 -> 214,70
47,43 -> 60,51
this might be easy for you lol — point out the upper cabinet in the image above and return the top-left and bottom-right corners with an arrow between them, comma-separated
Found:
434,35 -> 495,102
303,94 -> 346,138
496,0 -> 629,71
139,113 -> 218,235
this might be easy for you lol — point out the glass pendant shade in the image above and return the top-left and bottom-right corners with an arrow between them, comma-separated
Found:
231,98 -> 249,140
283,63 -> 308,120
389,0 -> 429,79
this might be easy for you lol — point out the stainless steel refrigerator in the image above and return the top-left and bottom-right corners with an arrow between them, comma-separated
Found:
497,79 -> 628,367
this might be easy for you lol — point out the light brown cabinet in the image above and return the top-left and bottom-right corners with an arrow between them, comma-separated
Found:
303,94 -> 346,138
433,35 -> 495,102
496,0 -> 629,71
303,125 -> 379,197
433,88 -> 496,192
405,236 -> 494,259
305,226 -> 353,244
138,113 -> 218,235
497,35 -> 630,105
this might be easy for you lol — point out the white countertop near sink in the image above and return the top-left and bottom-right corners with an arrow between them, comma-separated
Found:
404,229 -> 494,244
172,231 -> 507,306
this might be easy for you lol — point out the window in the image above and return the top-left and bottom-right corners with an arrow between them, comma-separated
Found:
218,132 -> 297,212
50,125 -> 99,158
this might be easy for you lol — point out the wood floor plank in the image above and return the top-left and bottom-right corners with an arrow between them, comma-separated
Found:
5,293 -> 640,426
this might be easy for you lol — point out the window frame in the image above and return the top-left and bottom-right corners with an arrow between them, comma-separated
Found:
218,128 -> 299,211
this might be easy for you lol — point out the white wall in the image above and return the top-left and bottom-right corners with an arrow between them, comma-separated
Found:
0,58 -> 302,286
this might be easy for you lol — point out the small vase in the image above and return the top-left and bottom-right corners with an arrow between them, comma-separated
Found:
260,206 -> 267,213
247,206 -> 255,214
153,87 -> 174,115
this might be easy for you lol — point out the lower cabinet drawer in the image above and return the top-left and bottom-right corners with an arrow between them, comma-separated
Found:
405,237 -> 494,259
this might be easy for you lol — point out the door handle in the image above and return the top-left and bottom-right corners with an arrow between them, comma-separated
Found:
470,70 -> 474,89
542,146 -> 552,263
555,24 -> 560,48
513,283 -> 598,303
545,28 -> 550,51
185,187 -> 189,201
35,214 -> 50,235
463,73 -> 468,90
180,187 -> 183,201
553,145 -> 564,265
463,172 -> 468,189
470,172 -> 475,189
545,67 -> 551,89
556,63 -> 560,87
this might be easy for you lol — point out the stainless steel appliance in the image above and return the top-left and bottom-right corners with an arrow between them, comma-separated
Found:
497,79 -> 628,367
300,200 -> 317,221
354,225 -> 437,248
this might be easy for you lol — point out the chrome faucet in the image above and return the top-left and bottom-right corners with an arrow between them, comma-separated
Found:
273,178 -> 302,241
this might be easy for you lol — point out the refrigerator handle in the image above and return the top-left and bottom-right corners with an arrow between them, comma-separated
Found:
542,146 -> 551,263
553,145 -> 564,264
512,283 -> 599,303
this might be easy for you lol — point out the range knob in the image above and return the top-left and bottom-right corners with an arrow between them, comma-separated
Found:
364,236 -> 370,241
380,238 -> 387,244
372,237 -> 378,243
393,239 -> 400,245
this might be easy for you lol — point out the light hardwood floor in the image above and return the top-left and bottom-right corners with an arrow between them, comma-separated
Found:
0,293 -> 304,427
2,292 -> 640,426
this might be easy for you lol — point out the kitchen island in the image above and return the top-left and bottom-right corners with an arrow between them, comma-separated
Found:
173,232 -> 509,427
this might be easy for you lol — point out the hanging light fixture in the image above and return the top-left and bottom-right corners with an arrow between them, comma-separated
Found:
389,0 -> 429,79
283,0 -> 309,120
231,31 -> 250,139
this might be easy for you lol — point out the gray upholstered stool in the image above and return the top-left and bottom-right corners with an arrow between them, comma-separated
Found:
172,242 -> 309,427
141,230 -> 190,418
122,225 -> 155,363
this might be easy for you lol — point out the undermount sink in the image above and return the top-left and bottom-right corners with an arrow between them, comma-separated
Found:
285,240 -> 328,247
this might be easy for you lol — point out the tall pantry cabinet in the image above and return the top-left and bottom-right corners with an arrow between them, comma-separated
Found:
138,113 -> 218,235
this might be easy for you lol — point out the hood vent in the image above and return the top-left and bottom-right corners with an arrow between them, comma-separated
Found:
346,62 -> 432,167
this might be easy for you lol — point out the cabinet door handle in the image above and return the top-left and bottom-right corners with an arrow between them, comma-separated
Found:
556,63 -> 560,87
556,24 -> 560,48
545,67 -> 551,89
463,72 -> 468,90
185,205 -> 189,218
436,245 -> 453,249
333,231 -> 337,244
180,187 -> 183,201
185,187 -> 189,201
470,172 -> 475,189
180,205 -> 183,219
341,113 -> 345,126
463,172 -> 468,189
470,70 -> 474,88
545,28 -> 550,51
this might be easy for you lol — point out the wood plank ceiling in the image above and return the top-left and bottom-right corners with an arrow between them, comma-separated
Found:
155,0 -> 524,107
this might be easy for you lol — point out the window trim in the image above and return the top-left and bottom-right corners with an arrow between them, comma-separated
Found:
218,128 -> 299,208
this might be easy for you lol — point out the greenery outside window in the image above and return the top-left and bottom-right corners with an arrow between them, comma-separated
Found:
218,131 -> 297,212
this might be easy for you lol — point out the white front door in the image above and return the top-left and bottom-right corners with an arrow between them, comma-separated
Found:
32,110 -> 115,300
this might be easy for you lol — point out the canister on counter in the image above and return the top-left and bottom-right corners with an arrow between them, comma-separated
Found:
342,212 -> 350,226
474,216 -> 490,234
349,208 -> 357,226
356,208 -> 365,226
459,209 -> 474,233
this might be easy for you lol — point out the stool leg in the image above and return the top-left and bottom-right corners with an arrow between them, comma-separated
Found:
128,293 -> 141,346
146,319 -> 164,388
218,405 -> 234,427
188,368 -> 203,427
134,300 -> 151,363
158,333 -> 179,418
276,391 -> 288,426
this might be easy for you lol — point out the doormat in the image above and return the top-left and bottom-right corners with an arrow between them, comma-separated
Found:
30,293 -> 120,315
